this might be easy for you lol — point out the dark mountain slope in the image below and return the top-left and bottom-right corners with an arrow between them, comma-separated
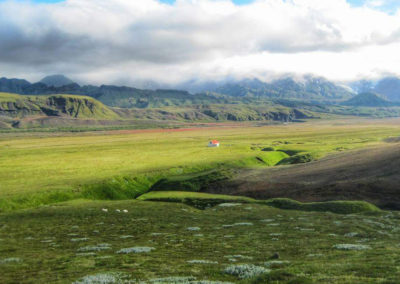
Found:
215,77 -> 353,101
374,77 -> 400,102
0,77 -> 31,94
342,92 -> 394,107
40,75 -> 75,87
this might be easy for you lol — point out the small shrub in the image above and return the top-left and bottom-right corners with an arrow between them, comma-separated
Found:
277,153 -> 317,165
187,227 -> 201,231
0,257 -> 22,264
78,243 -> 111,252
187,260 -> 218,264
73,272 -> 128,284
333,244 -> 371,250
222,222 -> 253,228
71,238 -> 89,242
116,247 -> 155,254
218,203 -> 242,207
224,264 -> 270,279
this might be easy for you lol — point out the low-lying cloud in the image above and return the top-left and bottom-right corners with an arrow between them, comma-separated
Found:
1,0 -> 400,85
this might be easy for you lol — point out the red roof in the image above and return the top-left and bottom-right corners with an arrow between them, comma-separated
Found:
210,140 -> 219,144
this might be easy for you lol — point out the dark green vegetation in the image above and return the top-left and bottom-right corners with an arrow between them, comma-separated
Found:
0,199 -> 398,283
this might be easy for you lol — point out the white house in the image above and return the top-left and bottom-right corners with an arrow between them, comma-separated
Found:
208,140 -> 220,147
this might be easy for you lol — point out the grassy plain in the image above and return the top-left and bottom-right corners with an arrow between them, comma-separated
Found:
1,118 -> 400,283
1,118 -> 400,211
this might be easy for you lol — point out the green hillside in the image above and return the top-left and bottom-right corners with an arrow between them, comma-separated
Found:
0,92 -> 119,119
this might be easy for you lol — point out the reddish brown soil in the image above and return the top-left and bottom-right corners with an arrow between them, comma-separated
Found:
108,124 -> 244,135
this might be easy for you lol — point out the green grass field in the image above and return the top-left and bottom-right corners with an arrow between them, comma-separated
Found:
1,118 -> 400,211
1,118 -> 400,283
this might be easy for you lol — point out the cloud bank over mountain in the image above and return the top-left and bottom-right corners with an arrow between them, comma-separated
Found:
1,0 -> 400,85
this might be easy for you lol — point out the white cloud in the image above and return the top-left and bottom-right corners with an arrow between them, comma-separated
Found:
1,0 -> 400,85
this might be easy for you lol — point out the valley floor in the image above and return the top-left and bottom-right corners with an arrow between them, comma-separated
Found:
1,118 -> 400,283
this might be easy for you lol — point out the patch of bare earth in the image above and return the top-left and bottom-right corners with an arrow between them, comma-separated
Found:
206,143 -> 400,209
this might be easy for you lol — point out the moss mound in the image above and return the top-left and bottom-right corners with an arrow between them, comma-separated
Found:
277,152 -> 318,165
138,191 -> 380,214
262,198 -> 380,214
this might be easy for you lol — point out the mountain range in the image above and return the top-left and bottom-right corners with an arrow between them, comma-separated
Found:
0,75 -> 356,108
2,74 -> 400,106
1,74 -> 400,131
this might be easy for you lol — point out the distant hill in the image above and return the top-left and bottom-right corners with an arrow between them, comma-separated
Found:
0,77 -> 31,94
215,76 -> 353,101
342,92 -> 394,107
0,92 -> 118,120
40,75 -> 75,87
374,77 -> 400,102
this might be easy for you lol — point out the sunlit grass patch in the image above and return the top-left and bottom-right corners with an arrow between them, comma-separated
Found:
0,120 -> 398,213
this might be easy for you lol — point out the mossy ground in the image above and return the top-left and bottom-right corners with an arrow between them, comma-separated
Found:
0,199 -> 399,283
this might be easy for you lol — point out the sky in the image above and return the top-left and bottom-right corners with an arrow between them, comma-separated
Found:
1,0 -> 400,86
